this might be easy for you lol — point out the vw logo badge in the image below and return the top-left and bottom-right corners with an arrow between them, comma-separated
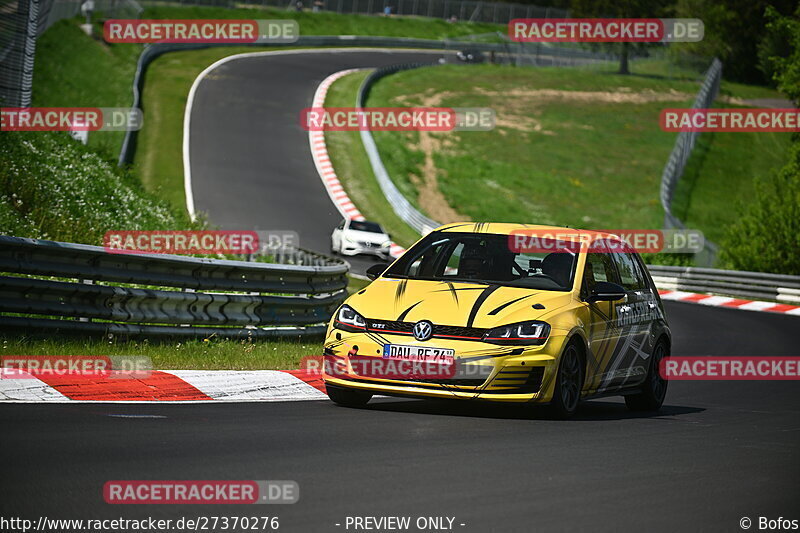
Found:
413,320 -> 433,342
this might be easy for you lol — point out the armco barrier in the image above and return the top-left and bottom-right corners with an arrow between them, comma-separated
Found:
358,63 -> 442,236
0,235 -> 348,338
647,264 -> 800,304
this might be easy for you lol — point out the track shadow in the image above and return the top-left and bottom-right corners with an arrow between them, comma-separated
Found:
354,396 -> 704,421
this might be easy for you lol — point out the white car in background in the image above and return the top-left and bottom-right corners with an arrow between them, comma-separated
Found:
331,219 -> 391,259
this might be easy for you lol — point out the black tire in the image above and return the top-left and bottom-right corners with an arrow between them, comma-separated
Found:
550,342 -> 584,419
625,339 -> 669,412
326,384 -> 372,408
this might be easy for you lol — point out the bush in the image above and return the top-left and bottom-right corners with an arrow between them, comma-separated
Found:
0,131 -> 198,244
720,140 -> 800,274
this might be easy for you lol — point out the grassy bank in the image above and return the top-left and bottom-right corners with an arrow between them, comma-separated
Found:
32,19 -> 142,160
671,126 -> 791,244
367,62 -> 701,230
141,5 -> 502,39
351,61 -> 788,262
0,131 -> 195,242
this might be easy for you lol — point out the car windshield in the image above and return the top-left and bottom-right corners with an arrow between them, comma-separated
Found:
349,221 -> 384,233
384,232 -> 578,291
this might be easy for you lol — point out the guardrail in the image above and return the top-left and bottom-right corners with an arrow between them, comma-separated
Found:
358,63 -> 442,236
658,58 -> 722,266
647,264 -> 800,304
0,235 -> 348,338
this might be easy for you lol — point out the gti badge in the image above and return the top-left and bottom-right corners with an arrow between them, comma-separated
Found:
413,320 -> 433,341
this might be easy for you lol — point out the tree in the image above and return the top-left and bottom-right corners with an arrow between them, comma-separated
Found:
570,0 -> 673,75
671,0 -> 795,84
758,4 -> 800,101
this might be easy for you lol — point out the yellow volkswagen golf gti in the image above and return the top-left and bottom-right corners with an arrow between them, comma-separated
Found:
322,223 -> 670,418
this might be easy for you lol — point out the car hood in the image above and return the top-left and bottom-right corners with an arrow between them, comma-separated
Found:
346,278 -> 574,329
345,229 -> 389,244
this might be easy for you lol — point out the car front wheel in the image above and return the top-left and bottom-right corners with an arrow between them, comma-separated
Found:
326,384 -> 372,408
550,342 -> 583,419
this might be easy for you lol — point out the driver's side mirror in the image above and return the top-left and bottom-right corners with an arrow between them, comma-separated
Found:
586,281 -> 626,303
366,263 -> 389,281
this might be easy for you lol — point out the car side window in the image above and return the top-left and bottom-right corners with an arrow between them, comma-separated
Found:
583,252 -> 619,296
612,252 -> 646,291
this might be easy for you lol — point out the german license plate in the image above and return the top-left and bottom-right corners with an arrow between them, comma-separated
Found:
382,344 -> 455,364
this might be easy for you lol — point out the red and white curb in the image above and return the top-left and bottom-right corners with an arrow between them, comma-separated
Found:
658,290 -> 800,316
308,69 -> 406,259
0,370 -> 327,403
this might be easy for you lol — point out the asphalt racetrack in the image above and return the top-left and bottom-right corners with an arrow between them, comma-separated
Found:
3,301 -> 799,531
187,49 -> 447,274
2,49 -> 798,532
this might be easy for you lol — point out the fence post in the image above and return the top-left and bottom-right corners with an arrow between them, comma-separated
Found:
20,0 -> 39,107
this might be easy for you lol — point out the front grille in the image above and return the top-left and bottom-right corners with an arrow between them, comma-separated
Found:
367,319 -> 486,340
409,378 -> 487,386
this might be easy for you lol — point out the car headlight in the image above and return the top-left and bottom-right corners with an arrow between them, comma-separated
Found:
483,321 -> 550,345
334,305 -> 367,332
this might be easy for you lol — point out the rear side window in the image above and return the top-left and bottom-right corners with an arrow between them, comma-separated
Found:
612,252 -> 646,291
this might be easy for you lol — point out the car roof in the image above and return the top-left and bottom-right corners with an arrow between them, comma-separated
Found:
434,222 -> 627,244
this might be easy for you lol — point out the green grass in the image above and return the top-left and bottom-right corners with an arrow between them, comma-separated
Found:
355,61 -> 789,262
32,18 -> 142,161
0,336 -> 320,370
367,63 -> 701,230
141,5 -> 503,39
671,127 -> 791,244
0,131 -> 196,243
323,70 -> 422,248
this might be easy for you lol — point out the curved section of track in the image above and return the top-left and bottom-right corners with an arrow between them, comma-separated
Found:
187,49 -> 443,274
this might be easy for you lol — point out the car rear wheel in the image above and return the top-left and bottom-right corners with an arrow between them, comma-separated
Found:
326,384 -> 372,408
625,339 -> 669,412
550,342 -> 583,419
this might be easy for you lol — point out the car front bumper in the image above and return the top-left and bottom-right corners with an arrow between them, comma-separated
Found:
322,327 -> 569,403
339,242 -> 390,258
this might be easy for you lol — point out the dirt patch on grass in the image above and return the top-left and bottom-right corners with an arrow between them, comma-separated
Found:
475,87 -> 694,104
392,91 -> 471,223
412,131 -> 470,223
